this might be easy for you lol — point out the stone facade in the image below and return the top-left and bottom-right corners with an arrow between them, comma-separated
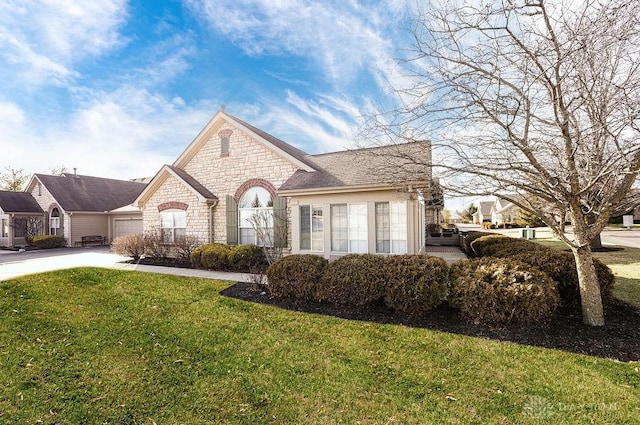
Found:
142,174 -> 211,243
140,119 -> 300,244
28,180 -> 68,241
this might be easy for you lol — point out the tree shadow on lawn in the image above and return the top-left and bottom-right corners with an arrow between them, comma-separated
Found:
221,282 -> 640,363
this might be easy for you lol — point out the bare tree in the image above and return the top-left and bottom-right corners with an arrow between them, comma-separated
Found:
365,0 -> 640,325
0,166 -> 28,191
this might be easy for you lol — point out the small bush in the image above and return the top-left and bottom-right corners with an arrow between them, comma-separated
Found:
111,233 -> 145,261
267,254 -> 328,300
383,255 -> 449,314
470,235 -> 544,258
190,243 -> 232,271
318,254 -> 388,306
228,244 -> 266,272
449,257 -> 560,326
30,235 -> 67,249
174,235 -> 201,265
143,227 -> 169,260
505,251 -> 614,306
460,231 -> 495,256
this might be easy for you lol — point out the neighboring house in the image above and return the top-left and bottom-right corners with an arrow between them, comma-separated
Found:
0,191 -> 46,248
135,109 -> 440,257
472,201 -> 494,224
24,173 -> 147,246
491,197 -> 522,226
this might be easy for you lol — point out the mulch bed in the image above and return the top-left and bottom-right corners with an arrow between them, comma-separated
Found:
221,282 -> 640,363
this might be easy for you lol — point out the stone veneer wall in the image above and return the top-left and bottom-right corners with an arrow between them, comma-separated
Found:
181,122 -> 300,244
28,181 -> 70,243
142,174 -> 211,241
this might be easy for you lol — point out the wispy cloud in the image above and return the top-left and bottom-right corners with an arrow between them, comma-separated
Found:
0,0 -> 128,86
0,89 -> 214,179
184,0 -> 404,87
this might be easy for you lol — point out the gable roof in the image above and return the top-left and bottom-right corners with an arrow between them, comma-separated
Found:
172,109 -> 316,172
0,191 -> 44,213
29,173 -> 147,212
279,142 -> 432,193
134,165 -> 218,206
477,201 -> 494,216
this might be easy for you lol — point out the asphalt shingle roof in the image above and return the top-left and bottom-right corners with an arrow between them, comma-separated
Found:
166,165 -> 218,201
35,173 -> 147,212
0,191 -> 44,213
279,142 -> 432,191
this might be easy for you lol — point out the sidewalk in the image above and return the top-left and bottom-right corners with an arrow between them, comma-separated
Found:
0,248 -> 251,282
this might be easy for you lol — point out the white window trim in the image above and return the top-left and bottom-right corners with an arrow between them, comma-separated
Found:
300,205 -> 324,252
330,203 -> 368,253
160,210 -> 186,244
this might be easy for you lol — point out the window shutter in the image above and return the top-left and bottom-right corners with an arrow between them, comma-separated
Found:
273,196 -> 287,248
226,195 -> 238,245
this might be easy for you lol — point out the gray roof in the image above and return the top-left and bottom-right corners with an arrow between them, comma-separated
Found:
166,165 -> 218,201
279,142 -> 432,192
35,173 -> 147,212
0,191 -> 44,213
478,201 -> 494,215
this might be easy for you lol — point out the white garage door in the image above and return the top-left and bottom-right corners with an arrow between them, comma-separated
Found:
114,219 -> 143,238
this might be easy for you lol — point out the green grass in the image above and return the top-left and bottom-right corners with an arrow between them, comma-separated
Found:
1,268 -> 639,424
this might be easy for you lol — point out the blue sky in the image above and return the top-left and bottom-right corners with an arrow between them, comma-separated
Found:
0,0 -> 469,210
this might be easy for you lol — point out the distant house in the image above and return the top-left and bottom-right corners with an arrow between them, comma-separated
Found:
135,109 -> 441,257
0,191 -> 46,248
472,201 -> 494,224
22,173 -> 147,247
491,198 -> 522,226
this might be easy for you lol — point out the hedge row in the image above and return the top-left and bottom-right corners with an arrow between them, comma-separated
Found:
190,243 -> 266,272
29,235 -> 67,249
267,254 -> 449,315
468,234 -> 615,306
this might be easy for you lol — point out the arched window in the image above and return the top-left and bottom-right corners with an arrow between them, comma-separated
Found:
50,208 -> 60,236
238,186 -> 273,245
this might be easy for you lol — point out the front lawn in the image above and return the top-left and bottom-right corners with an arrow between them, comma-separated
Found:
1,268 -> 638,423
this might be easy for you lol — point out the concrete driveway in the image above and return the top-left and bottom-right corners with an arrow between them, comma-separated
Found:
0,246 -> 252,282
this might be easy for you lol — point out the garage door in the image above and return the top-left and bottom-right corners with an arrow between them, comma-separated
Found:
114,219 -> 143,238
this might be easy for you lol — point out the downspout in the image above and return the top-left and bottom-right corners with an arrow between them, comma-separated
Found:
208,200 -> 218,243
68,212 -> 72,247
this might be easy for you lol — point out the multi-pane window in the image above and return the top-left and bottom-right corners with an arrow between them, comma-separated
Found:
300,205 -> 323,251
375,202 -> 407,254
50,208 -> 60,235
238,187 -> 273,246
330,204 -> 367,253
1,219 -> 8,238
160,210 -> 186,243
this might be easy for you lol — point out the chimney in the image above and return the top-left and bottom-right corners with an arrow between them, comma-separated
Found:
73,167 -> 77,177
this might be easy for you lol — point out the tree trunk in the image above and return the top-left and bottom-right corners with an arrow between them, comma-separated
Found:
571,245 -> 605,326
590,233 -> 603,250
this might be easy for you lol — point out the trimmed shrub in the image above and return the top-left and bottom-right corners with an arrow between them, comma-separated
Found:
191,243 -> 231,271
30,235 -> 67,249
266,254 -> 328,300
228,244 -> 266,272
505,251 -> 614,306
111,233 -> 145,261
460,231 -> 495,256
318,254 -> 388,305
470,235 -> 544,258
449,257 -> 560,326
383,255 -> 449,314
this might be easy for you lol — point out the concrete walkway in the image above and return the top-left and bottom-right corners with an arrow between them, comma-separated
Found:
0,247 -> 251,282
